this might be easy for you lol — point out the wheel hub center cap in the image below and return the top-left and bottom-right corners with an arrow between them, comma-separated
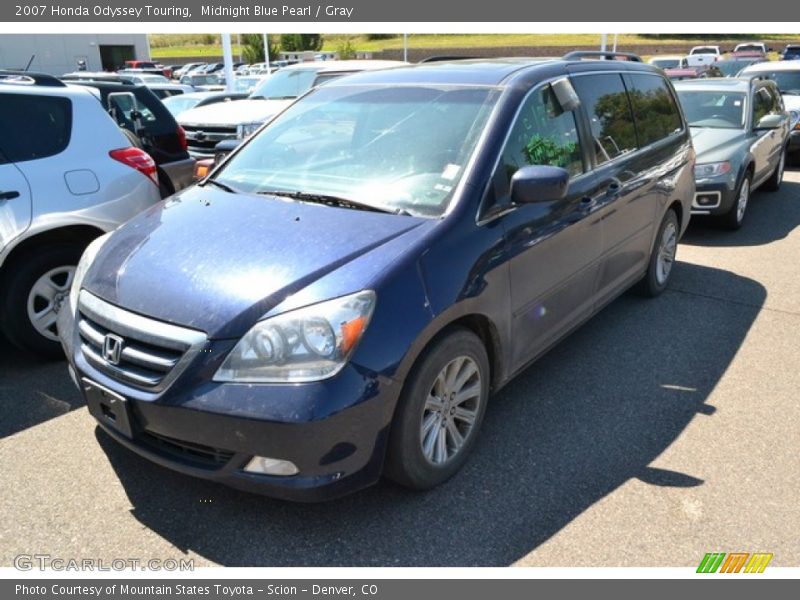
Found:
53,293 -> 65,314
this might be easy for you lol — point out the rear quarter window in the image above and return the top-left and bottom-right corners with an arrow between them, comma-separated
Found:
0,93 -> 72,162
625,73 -> 684,147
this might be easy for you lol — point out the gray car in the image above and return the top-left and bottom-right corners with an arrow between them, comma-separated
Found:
675,78 -> 790,229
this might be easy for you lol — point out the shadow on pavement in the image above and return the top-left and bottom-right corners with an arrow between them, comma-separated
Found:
682,178 -> 800,248
0,336 -> 80,438
96,260 -> 765,566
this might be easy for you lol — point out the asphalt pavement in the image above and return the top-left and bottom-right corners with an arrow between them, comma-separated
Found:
1,168 -> 799,567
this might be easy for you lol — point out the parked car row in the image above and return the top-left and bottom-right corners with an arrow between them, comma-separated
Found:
1,50 -> 795,504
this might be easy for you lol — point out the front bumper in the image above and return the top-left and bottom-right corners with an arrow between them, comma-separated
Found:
58,304 -> 399,502
691,178 -> 737,216
788,130 -> 800,153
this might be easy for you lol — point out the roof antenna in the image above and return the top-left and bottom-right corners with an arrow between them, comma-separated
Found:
23,55 -> 35,71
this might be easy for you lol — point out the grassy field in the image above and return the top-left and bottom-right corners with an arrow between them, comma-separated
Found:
149,33 -> 799,60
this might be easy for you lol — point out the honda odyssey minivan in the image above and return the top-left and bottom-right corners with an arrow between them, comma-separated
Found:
59,54 -> 695,501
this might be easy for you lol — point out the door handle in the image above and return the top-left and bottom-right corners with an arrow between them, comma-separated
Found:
0,190 -> 20,201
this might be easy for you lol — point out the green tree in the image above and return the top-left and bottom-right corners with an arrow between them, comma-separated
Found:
280,34 -> 323,52
241,34 -> 280,64
337,37 -> 357,60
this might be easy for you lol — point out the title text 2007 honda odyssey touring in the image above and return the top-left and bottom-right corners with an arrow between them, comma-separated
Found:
59,53 -> 695,501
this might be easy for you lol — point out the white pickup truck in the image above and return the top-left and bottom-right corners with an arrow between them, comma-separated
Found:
686,45 -> 722,67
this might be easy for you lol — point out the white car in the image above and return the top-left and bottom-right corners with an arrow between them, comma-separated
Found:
686,45 -> 722,67
0,71 -> 162,357
178,60 -> 407,157
740,60 -> 800,158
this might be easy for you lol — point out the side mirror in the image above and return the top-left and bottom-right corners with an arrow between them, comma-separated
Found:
510,165 -> 570,204
755,114 -> 783,130
551,77 -> 581,112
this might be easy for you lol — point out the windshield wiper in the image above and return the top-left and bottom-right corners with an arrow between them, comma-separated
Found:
200,179 -> 240,194
257,190 -> 411,216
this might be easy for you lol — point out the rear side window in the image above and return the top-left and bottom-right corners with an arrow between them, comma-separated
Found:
0,93 -> 72,162
626,74 -> 683,147
571,73 -> 636,165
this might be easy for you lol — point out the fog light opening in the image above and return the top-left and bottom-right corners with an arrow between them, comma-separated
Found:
244,456 -> 299,476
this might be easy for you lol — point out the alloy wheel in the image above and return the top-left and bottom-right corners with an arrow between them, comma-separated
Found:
420,356 -> 483,466
26,266 -> 75,341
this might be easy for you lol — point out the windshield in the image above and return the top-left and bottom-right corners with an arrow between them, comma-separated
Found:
652,59 -> 681,69
677,90 -> 746,129
747,71 -> 800,94
250,69 -> 320,99
233,77 -> 261,93
692,47 -> 716,55
184,74 -> 220,85
163,95 -> 201,116
716,60 -> 757,77
214,84 -> 500,217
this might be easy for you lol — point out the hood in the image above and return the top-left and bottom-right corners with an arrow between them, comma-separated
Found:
690,127 -> 748,162
178,97 -> 292,127
84,186 -> 427,338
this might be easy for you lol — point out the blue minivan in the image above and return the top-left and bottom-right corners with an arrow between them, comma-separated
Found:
59,53 -> 695,501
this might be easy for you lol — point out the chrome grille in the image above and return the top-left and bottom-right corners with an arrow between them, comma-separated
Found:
181,124 -> 237,157
77,291 -> 207,392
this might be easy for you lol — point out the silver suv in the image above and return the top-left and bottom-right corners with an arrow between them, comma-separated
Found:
0,72 -> 162,357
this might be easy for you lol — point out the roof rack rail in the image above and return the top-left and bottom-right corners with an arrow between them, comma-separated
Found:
418,55 -> 480,63
61,74 -> 137,85
562,51 -> 643,63
0,70 -> 66,87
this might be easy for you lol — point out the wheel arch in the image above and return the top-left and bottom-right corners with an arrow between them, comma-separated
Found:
0,225 -> 105,275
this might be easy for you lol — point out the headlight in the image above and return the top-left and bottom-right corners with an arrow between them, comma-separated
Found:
694,161 -> 731,179
214,290 -> 376,383
236,121 -> 263,140
790,110 -> 800,130
69,233 -> 111,314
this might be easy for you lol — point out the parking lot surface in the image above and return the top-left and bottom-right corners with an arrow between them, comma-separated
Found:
1,169 -> 799,567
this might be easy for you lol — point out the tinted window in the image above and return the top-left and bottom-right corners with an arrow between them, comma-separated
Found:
571,73 -> 636,165
626,74 -> 683,147
0,93 -> 71,163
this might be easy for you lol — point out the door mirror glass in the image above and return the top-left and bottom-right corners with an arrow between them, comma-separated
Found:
510,165 -> 570,204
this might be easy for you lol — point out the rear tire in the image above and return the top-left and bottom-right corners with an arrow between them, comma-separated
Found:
0,243 -> 84,359
384,328 -> 490,490
636,209 -> 679,298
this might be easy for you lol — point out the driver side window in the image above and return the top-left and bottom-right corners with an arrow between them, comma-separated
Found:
501,85 -> 584,181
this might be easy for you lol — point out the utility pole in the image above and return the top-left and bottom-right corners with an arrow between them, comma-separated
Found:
221,33 -> 235,92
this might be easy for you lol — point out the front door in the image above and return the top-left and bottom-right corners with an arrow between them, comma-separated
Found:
487,83 -> 602,369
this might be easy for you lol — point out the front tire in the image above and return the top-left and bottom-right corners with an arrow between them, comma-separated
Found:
0,243 -> 84,358
763,147 -> 786,192
384,328 -> 490,490
636,209 -> 679,298
719,173 -> 751,231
